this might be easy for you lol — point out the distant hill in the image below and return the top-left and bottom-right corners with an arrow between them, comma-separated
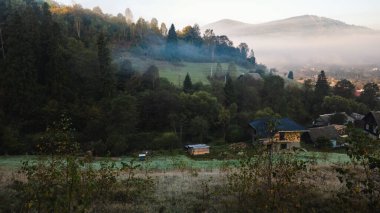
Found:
202,15 -> 380,67
203,15 -> 374,37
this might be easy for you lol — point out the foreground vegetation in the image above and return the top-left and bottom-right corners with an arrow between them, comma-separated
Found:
0,117 -> 379,212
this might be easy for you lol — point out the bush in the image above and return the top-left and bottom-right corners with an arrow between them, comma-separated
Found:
226,124 -> 249,143
152,132 -> 180,150
315,137 -> 333,149
16,115 -> 118,212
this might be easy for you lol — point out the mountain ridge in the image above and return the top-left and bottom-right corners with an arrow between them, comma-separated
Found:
203,15 -> 374,37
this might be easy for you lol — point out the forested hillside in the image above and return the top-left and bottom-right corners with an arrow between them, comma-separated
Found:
0,0 -> 378,155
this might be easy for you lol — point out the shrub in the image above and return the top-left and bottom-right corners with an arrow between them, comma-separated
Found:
152,132 -> 180,150
315,137 -> 333,149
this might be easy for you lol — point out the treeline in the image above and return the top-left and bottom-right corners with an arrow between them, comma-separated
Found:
45,0 -> 255,65
0,0 -> 379,155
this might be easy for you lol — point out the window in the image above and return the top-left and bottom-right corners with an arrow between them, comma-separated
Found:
280,144 -> 287,150
280,132 -> 285,140
366,124 -> 369,130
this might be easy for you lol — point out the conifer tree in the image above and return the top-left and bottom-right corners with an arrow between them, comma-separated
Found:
224,73 -> 236,106
315,70 -> 330,101
287,71 -> 294,80
165,24 -> 178,60
183,72 -> 193,93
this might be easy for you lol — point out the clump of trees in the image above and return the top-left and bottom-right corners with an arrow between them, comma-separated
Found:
0,0 -> 379,156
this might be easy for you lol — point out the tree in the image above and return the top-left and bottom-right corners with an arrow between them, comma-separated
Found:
160,23 -> 167,36
190,116 -> 209,143
125,8 -> 133,24
97,32 -> 115,98
203,29 -> 216,61
262,76 -> 286,115
183,73 -> 193,93
287,71 -> 294,80
150,18 -> 159,32
238,43 -> 249,59
359,82 -> 379,109
141,65 -> 160,90
218,106 -> 231,142
181,24 -> 202,46
330,113 -> 347,125
247,50 -> 256,65
165,24 -> 178,60
322,96 -> 368,114
106,94 -> 138,155
116,59 -> 133,91
333,79 -> 355,99
92,6 -> 103,15
212,62 -> 224,80
315,70 -> 330,98
227,62 -> 238,78
224,73 -> 236,106
254,107 -> 280,119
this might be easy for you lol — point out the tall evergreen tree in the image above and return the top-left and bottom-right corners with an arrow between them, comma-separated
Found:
287,71 -> 294,80
183,73 -> 193,93
165,24 -> 178,60
97,32 -> 115,98
315,70 -> 330,101
224,73 -> 236,106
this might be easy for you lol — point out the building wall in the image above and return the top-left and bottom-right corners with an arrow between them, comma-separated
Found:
273,132 -> 302,142
189,148 -> 209,155
271,142 -> 301,152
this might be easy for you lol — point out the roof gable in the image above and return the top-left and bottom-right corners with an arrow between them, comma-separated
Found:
364,111 -> 380,125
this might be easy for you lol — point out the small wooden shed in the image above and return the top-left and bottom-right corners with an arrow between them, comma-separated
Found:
185,144 -> 210,156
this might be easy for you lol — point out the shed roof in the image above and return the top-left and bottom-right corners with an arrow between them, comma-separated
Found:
185,144 -> 210,149
309,125 -> 343,142
249,118 -> 307,137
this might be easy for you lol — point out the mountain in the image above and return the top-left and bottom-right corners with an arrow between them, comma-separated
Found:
203,15 -> 374,37
202,15 -> 380,67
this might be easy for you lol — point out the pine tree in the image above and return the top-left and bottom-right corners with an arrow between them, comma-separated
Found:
224,73 -> 236,106
287,71 -> 294,80
315,70 -> 330,101
165,24 -> 178,60
183,73 -> 193,93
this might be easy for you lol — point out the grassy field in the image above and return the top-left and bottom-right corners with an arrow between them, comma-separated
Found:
115,54 -> 250,86
0,151 -> 350,171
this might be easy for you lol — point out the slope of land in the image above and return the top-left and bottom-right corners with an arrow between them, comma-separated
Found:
116,54 -> 250,85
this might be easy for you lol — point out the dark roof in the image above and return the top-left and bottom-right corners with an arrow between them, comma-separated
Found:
309,125 -> 341,142
249,118 -> 307,137
369,111 -> 380,125
185,144 -> 210,149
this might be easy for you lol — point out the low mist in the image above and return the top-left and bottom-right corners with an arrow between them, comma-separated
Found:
231,33 -> 380,68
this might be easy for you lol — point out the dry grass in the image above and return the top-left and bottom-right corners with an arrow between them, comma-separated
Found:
0,161 -> 370,212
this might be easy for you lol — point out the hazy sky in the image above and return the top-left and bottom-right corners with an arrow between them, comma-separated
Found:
58,0 -> 380,30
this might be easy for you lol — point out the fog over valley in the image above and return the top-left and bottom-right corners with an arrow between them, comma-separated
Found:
203,15 -> 380,69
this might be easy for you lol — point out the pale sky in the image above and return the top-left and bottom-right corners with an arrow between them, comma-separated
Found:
58,0 -> 380,30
